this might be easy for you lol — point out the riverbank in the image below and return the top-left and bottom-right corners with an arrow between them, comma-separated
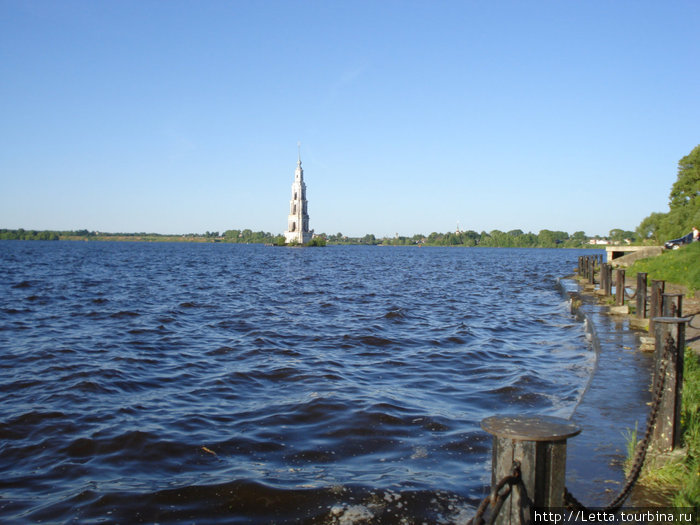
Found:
559,277 -> 655,507
571,266 -> 700,507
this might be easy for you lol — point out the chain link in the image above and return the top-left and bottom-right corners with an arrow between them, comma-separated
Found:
565,330 -> 675,512
468,461 -> 524,525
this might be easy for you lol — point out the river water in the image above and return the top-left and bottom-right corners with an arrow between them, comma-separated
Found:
0,242 -> 603,523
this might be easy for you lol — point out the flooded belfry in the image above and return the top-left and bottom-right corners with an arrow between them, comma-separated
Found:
284,144 -> 313,244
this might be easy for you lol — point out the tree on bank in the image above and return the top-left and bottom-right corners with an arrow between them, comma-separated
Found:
637,144 -> 700,243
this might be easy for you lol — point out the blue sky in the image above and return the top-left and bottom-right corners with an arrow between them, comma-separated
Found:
1,1 -> 698,238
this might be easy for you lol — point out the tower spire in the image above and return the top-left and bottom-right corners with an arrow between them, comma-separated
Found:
297,141 -> 301,164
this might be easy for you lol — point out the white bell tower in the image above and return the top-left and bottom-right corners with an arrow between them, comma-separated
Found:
284,144 -> 313,244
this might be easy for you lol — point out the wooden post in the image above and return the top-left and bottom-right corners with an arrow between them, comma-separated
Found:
615,268 -> 625,306
482,415 -> 581,525
649,280 -> 665,334
636,272 -> 648,319
586,256 -> 592,280
662,293 -> 683,317
603,264 -> 612,296
588,257 -> 595,285
652,317 -> 690,452
599,263 -> 607,295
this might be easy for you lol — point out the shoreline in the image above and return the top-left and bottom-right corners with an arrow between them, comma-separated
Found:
557,277 -> 655,507
568,269 -> 700,506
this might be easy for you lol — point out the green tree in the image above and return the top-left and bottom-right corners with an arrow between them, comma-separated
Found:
664,144 -> 700,239
538,230 -> 569,247
636,212 -> 666,244
608,229 -> 634,243
306,237 -> 326,247
636,144 -> 700,242
670,144 -> 700,209
362,233 -> 376,245
223,229 -> 241,241
561,231 -> 587,248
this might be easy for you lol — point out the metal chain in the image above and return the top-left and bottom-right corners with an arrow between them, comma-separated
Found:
687,313 -> 700,330
468,461 -> 522,525
565,331 -> 675,512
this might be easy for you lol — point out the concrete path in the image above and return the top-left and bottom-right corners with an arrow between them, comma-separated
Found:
562,282 -> 655,507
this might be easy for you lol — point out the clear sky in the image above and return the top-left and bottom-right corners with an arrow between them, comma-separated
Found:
1,1 -> 699,238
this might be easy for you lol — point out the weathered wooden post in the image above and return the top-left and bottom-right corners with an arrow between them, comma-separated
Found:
588,257 -> 595,285
482,415 -> 581,525
662,293 -> 683,318
602,264 -> 612,296
636,272 -> 648,319
648,280 -> 665,334
615,268 -> 626,306
652,317 -> 690,452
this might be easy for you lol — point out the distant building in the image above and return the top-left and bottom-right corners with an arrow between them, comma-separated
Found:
284,150 -> 313,244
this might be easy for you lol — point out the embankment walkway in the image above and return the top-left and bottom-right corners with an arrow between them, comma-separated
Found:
559,278 -> 655,506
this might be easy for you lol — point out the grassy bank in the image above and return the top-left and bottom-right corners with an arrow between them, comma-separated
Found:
628,347 -> 700,506
627,241 -> 700,293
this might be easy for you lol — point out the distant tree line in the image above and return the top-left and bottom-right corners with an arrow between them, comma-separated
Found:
636,144 -> 700,244
1,229 -> 60,240
2,227 -> 636,247
317,229 -> 633,248
221,229 -> 282,244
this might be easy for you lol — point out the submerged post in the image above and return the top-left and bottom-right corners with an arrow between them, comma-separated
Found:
482,415 -> 581,525
636,272 -> 648,319
652,317 -> 690,452
615,268 -> 626,306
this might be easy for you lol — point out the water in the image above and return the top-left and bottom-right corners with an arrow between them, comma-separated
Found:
0,242 -> 600,523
